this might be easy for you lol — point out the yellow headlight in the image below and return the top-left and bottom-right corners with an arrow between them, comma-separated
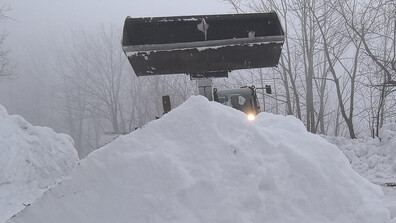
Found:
247,114 -> 255,121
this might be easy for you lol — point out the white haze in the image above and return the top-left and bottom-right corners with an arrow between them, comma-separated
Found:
5,0 -> 230,58
1,0 -> 231,93
0,0 -> 232,157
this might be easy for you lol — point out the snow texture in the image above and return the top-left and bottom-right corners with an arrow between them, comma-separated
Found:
8,96 -> 390,223
0,104 -> 78,223
325,124 -> 396,185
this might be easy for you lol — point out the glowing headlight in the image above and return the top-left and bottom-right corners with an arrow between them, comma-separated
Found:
247,114 -> 255,121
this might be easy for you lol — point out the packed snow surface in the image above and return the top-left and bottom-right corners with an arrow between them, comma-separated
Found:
8,96 -> 390,222
0,104 -> 78,223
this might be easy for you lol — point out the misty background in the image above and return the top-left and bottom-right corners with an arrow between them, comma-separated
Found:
0,0 -> 233,157
0,0 -> 395,158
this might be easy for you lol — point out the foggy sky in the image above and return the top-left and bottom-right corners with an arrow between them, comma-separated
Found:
2,0 -> 233,78
5,0 -> 232,57
0,0 -> 233,115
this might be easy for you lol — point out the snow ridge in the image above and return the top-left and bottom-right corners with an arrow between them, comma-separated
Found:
0,104 -> 78,223
7,96 -> 390,223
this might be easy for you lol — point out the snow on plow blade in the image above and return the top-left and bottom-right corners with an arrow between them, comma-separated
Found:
122,12 -> 284,77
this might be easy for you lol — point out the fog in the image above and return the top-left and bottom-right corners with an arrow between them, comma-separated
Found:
0,0 -> 233,157
1,0 -> 394,158
4,0 -> 231,75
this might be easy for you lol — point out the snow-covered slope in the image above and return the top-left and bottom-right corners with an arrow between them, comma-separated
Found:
325,124 -> 396,185
0,105 -> 78,222
8,96 -> 390,223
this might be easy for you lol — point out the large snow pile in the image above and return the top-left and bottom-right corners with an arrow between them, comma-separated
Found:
0,105 -> 78,223
8,96 -> 390,223
325,124 -> 396,185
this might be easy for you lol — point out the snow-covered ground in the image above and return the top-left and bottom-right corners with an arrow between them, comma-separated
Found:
6,96 -> 391,222
0,104 -> 79,223
324,125 -> 396,223
325,124 -> 396,186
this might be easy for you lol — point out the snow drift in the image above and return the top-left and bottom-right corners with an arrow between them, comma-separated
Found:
0,104 -> 78,222
8,96 -> 390,223
326,123 -> 396,185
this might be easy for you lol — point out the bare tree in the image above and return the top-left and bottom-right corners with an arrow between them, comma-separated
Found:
0,3 -> 11,79
310,1 -> 358,138
338,0 -> 395,137
55,34 -> 92,156
221,0 -> 396,139
62,25 -> 130,134
55,25 -> 131,156
54,24 -> 198,156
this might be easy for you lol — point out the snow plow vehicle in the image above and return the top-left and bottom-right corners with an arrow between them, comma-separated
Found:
121,12 -> 284,117
214,86 -> 260,120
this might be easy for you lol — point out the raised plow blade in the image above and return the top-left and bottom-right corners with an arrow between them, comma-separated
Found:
122,12 -> 285,77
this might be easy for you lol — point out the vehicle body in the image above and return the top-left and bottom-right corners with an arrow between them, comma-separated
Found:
214,86 -> 260,117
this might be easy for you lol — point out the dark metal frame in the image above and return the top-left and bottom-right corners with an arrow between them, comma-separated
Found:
122,12 -> 285,77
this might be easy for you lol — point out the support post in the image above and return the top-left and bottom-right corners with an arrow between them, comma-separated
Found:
197,79 -> 213,101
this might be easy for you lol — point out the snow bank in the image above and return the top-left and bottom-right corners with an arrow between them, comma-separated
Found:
0,105 -> 78,222
379,123 -> 396,144
325,124 -> 396,185
8,96 -> 390,223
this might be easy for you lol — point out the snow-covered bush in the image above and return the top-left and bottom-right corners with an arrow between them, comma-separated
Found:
0,104 -> 78,222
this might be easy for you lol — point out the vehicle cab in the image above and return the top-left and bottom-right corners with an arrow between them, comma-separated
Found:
213,86 -> 260,119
